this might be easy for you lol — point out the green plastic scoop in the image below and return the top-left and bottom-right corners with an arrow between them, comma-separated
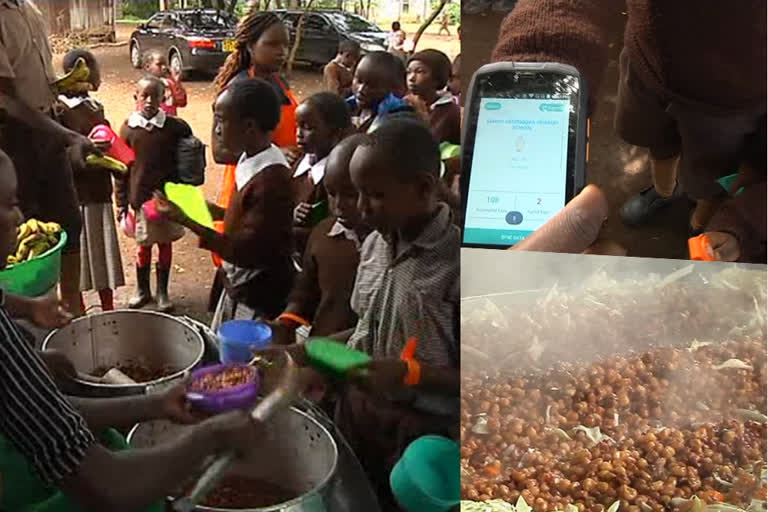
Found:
305,338 -> 371,378
164,183 -> 214,229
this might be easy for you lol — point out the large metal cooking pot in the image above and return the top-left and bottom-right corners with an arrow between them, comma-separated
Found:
127,406 -> 339,512
42,310 -> 205,397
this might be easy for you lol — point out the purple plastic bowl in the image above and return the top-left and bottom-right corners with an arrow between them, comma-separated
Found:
185,363 -> 259,414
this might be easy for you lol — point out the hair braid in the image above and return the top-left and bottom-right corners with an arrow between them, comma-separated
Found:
214,10 -> 282,93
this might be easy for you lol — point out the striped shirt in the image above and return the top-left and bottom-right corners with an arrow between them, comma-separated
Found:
0,302 -> 94,485
348,203 -> 460,368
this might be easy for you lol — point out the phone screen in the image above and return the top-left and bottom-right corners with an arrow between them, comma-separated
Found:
461,69 -> 586,247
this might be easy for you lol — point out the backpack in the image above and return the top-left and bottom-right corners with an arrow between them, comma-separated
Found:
177,135 -> 207,186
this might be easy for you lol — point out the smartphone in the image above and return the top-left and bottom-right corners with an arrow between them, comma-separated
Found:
460,62 -> 589,248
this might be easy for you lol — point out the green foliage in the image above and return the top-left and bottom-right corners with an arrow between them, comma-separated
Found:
433,0 -> 458,24
121,0 -> 160,19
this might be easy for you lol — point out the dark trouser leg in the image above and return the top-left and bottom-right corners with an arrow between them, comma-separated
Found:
156,243 -> 173,312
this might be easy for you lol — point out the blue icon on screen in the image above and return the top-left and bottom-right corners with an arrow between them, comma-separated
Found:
505,211 -> 523,225
539,103 -> 565,112
485,102 -> 502,110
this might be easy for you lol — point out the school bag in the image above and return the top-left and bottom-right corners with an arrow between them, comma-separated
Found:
177,135 -> 207,186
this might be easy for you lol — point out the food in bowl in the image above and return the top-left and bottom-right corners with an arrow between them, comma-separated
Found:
92,363 -> 177,383
7,219 -> 62,266
188,365 -> 256,392
198,476 -> 298,508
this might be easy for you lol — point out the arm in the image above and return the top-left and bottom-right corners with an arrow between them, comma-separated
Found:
113,122 -> 132,212
0,78 -> 80,144
283,229 -> 322,323
169,78 -> 188,108
705,182 -> 767,263
491,0 -> 612,111
67,393 -> 174,432
327,328 -> 354,343
206,200 -> 227,221
323,64 -> 342,95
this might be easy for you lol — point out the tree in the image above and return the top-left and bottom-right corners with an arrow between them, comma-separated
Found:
285,0 -> 315,74
410,0 -> 447,52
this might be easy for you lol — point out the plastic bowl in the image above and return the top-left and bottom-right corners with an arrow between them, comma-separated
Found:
185,363 -> 259,414
390,435 -> 460,512
89,124 -> 135,165
0,231 -> 67,297
217,320 -> 272,364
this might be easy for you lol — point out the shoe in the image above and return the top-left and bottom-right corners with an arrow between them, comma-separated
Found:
620,185 -> 682,227
155,264 -> 174,313
491,0 -> 518,12
129,265 -> 152,309
463,0 -> 492,15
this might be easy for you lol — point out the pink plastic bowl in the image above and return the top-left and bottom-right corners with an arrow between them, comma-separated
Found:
89,124 -> 135,165
142,199 -> 163,223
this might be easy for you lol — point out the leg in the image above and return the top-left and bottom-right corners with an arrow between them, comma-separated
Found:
613,48 -> 685,226
98,289 -> 115,311
130,245 -> 153,309
156,243 -> 174,313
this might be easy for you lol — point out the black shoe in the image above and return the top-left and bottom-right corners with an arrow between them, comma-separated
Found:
620,185 -> 682,227
129,265 -> 152,309
155,264 -> 174,313
463,0 -> 492,15
492,0 -> 518,12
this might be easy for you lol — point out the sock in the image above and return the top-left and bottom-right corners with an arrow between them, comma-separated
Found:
137,245 -> 152,268
158,243 -> 172,270
651,157 -> 678,197
98,289 -> 114,311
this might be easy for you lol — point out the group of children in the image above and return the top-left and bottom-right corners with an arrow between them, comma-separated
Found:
51,9 -> 461,509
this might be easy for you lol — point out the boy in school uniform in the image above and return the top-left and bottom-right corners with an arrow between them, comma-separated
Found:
275,134 -> 370,340
155,78 -> 295,324
323,40 -> 360,98
406,49 -> 462,145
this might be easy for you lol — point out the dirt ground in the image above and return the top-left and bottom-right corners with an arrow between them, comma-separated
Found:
56,24 -> 458,322
461,6 -> 692,261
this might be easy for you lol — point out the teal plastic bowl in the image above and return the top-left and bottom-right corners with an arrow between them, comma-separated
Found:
0,231 -> 67,297
390,435 -> 460,512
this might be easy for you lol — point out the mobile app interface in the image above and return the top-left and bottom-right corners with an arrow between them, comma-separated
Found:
464,96 -> 570,245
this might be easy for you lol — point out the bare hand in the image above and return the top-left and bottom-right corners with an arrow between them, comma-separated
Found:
293,202 -> 312,227
266,320 -> 297,346
404,94 -> 429,121
348,358 -> 408,394
29,296 -> 73,329
67,132 -> 99,170
252,343 -> 308,367
207,410 -> 263,457
704,231 -> 741,262
152,190 -> 185,224
157,379 -> 199,425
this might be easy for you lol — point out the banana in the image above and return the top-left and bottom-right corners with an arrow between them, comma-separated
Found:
16,223 -> 30,241
40,221 -> 62,235
7,255 -> 17,266
86,154 -> 128,175
53,57 -> 90,93
26,219 -> 40,234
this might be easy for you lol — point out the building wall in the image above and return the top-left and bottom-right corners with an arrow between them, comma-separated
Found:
33,0 -> 115,34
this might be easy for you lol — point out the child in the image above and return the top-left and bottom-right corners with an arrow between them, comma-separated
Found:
406,49 -> 461,144
58,49 -> 125,312
323,40 -> 360,98
261,119 -> 460,507
155,78 -> 295,324
292,92 -> 353,253
117,76 -> 192,312
275,134 -> 370,340
387,21 -> 407,62
143,49 -> 188,117
346,51 -> 413,133
449,54 -> 461,100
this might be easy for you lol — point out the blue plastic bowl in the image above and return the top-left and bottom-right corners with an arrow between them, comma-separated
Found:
390,435 -> 460,512
217,320 -> 272,364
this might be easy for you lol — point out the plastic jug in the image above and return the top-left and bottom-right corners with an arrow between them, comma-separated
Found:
217,320 -> 273,364
89,124 -> 135,165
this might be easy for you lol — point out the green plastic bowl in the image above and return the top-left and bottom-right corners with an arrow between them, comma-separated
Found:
0,231 -> 67,297
390,435 -> 460,512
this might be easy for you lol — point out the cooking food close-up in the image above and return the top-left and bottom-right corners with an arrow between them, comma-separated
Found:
460,250 -> 767,512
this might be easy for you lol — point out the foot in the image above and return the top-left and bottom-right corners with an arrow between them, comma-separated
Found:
155,265 -> 174,313
620,185 -> 682,227
128,291 -> 152,309
156,293 -> 174,313
463,0 -> 492,14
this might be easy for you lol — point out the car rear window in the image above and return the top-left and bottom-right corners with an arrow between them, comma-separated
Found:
180,12 -> 237,28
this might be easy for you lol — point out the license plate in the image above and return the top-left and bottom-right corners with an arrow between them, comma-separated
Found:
222,39 -> 236,52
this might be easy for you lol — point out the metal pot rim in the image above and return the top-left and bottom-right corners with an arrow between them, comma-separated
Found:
42,310 -> 205,389
126,406 -> 340,512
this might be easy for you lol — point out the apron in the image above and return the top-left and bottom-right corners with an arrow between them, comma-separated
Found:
0,429 -> 163,512
211,72 -> 298,268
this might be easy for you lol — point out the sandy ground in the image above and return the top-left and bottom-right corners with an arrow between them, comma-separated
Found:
461,6 -> 692,260
55,23 -> 458,322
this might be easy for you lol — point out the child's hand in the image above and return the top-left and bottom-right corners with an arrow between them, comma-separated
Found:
252,343 -> 308,367
155,378 -> 199,425
152,190 -> 186,224
348,358 -> 408,394
29,296 -> 74,329
294,202 -> 312,226
266,320 -> 297,345
704,231 -> 740,261
404,94 -> 430,121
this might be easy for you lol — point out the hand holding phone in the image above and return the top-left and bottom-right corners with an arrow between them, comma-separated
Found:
460,62 -> 589,248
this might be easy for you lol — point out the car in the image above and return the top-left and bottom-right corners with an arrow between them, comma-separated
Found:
274,9 -> 388,67
128,9 -> 237,78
